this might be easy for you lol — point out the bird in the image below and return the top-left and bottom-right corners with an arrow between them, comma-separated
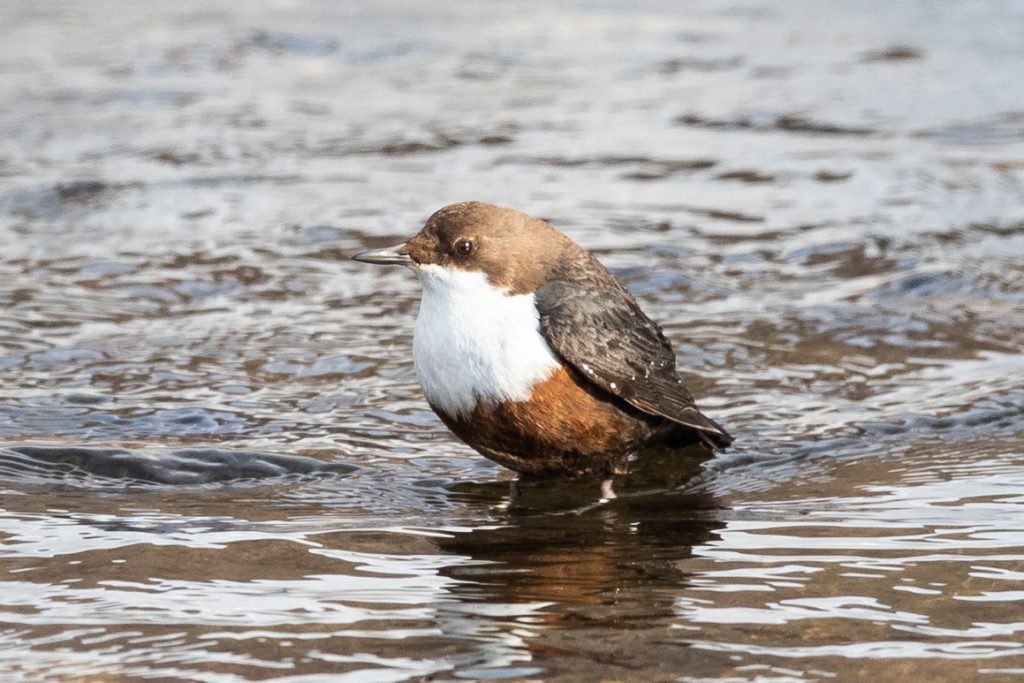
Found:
353,201 -> 732,481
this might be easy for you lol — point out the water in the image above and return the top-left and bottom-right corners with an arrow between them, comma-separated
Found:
1,1 -> 1023,680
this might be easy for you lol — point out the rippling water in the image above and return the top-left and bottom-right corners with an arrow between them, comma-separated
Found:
2,1 -> 1023,680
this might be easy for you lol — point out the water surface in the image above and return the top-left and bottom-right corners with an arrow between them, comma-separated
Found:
1,1 -> 1023,680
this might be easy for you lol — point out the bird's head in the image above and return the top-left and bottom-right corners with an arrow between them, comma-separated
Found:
353,201 -> 572,295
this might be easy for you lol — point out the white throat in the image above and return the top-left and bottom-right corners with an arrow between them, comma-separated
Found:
412,264 -> 561,418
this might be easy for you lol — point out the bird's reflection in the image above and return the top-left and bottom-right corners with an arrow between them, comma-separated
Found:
439,446 -> 723,614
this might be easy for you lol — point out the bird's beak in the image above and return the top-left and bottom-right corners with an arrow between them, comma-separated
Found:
352,243 -> 414,266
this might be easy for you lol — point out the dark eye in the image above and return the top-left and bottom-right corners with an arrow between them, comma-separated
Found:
454,239 -> 474,256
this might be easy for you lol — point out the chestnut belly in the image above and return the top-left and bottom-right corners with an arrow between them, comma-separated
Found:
432,366 -> 677,477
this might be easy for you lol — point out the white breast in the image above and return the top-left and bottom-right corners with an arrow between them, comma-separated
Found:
412,264 -> 561,418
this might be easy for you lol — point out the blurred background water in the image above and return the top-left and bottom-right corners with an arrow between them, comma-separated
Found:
1,1 -> 1023,680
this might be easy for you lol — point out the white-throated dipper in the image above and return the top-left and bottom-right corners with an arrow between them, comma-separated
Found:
353,201 -> 732,479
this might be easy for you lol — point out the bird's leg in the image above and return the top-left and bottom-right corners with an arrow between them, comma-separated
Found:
491,478 -> 518,513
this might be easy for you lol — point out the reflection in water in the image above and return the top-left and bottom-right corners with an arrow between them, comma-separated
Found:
436,479 -> 726,679
1,0 -> 1023,679
442,454 -> 718,604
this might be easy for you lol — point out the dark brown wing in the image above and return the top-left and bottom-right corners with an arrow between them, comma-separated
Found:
535,259 -> 732,448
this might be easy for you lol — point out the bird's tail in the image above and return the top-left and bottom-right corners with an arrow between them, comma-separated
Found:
666,407 -> 733,450
696,419 -> 733,449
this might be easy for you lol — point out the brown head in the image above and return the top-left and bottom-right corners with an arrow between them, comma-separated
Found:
353,201 -> 577,295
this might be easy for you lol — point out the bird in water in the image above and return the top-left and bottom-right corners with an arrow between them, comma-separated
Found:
353,202 -> 732,489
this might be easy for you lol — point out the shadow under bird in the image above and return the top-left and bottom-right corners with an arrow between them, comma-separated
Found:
353,201 -> 732,480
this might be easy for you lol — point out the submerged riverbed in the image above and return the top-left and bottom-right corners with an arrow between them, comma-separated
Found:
1,1 -> 1023,680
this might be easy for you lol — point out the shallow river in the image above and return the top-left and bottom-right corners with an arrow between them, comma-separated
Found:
1,1 -> 1023,681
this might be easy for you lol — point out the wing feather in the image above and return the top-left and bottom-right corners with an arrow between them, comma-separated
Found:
535,259 -> 732,448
